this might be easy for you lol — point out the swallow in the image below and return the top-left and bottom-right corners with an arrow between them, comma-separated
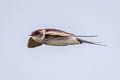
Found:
27,28 -> 106,48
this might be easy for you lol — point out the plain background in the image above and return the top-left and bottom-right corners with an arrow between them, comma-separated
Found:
0,0 -> 120,80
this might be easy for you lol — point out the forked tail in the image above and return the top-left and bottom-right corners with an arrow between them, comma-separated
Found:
75,35 -> 98,37
77,38 -> 107,46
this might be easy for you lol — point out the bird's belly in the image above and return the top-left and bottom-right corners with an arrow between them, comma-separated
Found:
44,37 -> 80,46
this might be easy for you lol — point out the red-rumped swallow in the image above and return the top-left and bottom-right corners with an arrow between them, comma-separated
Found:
28,28 -> 106,48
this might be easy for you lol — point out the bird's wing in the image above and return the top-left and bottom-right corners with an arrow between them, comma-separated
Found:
45,29 -> 73,37
45,29 -> 98,37
27,37 -> 42,48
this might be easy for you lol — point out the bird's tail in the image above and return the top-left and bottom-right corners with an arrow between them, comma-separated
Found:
75,35 -> 98,37
77,38 -> 107,46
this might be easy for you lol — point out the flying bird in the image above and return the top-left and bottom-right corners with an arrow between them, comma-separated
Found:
27,28 -> 106,48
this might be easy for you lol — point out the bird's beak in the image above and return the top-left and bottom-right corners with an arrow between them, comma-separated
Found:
29,35 -> 32,36
29,34 -> 36,36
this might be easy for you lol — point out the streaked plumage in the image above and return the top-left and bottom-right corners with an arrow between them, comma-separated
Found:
28,28 -> 106,48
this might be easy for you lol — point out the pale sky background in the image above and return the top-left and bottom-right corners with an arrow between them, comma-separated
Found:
0,0 -> 120,80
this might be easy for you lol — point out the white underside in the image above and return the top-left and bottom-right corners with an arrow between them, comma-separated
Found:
44,37 -> 80,46
32,36 -> 43,43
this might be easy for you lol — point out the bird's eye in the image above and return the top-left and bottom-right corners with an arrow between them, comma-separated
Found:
35,31 -> 40,35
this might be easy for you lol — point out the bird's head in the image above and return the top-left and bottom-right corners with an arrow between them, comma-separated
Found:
29,29 -> 46,42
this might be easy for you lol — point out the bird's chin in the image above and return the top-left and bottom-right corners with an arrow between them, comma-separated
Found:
31,36 -> 42,43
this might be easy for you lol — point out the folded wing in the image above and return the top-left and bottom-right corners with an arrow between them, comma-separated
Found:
45,29 -> 74,37
45,29 -> 98,37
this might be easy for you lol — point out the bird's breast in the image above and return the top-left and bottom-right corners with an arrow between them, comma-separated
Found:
32,36 -> 44,43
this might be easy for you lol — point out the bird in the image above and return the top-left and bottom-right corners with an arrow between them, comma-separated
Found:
27,28 -> 106,48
